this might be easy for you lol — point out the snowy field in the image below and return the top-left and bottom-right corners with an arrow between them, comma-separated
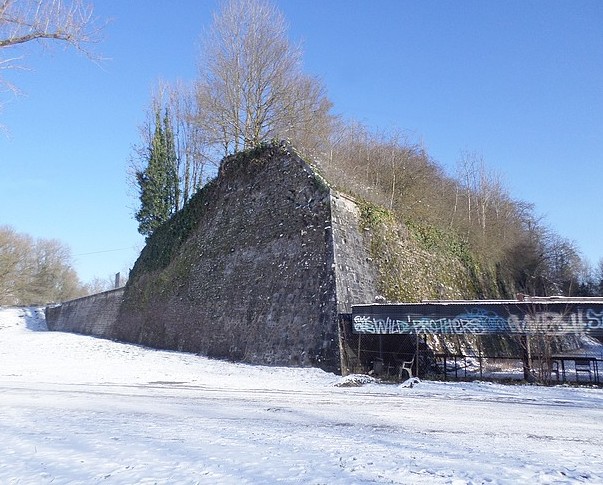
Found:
1,307 -> 603,484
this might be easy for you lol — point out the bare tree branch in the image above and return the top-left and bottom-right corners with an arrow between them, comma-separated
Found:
0,0 -> 103,99
0,0 -> 99,50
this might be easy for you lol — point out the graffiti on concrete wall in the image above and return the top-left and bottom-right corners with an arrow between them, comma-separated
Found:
352,304 -> 603,336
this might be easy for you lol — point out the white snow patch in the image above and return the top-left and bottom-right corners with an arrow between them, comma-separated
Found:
334,373 -> 377,387
1,307 -> 603,484
399,376 -> 421,388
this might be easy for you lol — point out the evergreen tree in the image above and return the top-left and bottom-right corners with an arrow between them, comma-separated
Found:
135,108 -> 179,236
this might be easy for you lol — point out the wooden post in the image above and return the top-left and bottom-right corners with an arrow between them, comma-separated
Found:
337,314 -> 351,376
521,335 -> 534,382
357,333 -> 362,373
478,335 -> 483,379
415,333 -> 420,378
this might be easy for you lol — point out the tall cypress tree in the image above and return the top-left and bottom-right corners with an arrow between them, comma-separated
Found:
135,108 -> 179,236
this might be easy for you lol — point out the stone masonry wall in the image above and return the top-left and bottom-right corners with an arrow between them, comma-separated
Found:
45,288 -> 124,337
44,144 -> 384,374
330,193 -> 379,313
114,145 -> 343,371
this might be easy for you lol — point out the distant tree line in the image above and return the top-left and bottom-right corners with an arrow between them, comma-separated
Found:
0,226 -> 87,305
131,0 -> 602,298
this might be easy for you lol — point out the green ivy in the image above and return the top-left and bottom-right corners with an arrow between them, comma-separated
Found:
359,201 -> 395,229
129,141 -> 298,281
129,176 -> 217,280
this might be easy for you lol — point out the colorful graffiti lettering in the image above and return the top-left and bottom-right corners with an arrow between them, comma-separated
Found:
352,307 -> 603,335
586,309 -> 603,329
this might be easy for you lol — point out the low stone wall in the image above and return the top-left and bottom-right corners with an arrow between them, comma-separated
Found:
45,288 -> 124,337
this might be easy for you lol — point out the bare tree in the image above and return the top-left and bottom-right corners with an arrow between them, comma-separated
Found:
27,237 -> 83,303
596,259 -> 603,295
453,150 -> 520,262
456,151 -> 491,229
165,81 -> 216,204
0,0 -> 101,93
195,0 -> 332,155
129,81 -> 217,215
0,225 -> 84,305
543,233 -> 583,296
0,225 -> 30,304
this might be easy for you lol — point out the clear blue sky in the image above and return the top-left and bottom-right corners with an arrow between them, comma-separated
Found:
1,0 -> 602,284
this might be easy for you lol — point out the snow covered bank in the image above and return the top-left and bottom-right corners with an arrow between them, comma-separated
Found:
1,307 -> 603,483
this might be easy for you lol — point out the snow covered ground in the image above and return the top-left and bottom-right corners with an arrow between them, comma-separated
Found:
1,307 -> 603,484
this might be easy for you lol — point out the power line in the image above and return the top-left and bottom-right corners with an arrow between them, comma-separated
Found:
75,247 -> 137,257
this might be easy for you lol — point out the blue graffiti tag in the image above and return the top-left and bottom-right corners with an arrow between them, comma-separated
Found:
352,307 -> 603,335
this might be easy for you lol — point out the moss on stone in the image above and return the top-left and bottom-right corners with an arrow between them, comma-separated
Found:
357,199 -> 502,302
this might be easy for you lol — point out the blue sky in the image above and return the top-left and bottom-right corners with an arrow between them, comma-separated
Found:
1,0 -> 602,284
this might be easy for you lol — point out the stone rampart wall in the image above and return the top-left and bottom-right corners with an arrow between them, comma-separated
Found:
114,146 -> 345,371
44,145 -> 383,374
